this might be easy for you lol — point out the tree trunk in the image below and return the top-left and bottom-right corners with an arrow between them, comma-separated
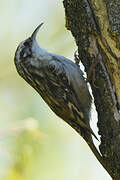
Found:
63,0 -> 120,179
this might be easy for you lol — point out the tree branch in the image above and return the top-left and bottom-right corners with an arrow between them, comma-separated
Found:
63,0 -> 120,179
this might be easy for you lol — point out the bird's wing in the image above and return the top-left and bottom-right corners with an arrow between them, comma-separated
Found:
44,57 -> 98,140
46,56 -> 91,106
41,56 -> 92,125
27,55 -> 97,139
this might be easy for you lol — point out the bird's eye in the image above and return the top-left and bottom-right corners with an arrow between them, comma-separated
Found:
24,41 -> 29,46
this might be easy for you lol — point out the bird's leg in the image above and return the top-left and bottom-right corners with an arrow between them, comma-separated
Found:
86,54 -> 99,87
74,50 -> 80,67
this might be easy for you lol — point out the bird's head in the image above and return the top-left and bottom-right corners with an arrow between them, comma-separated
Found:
14,23 -> 44,64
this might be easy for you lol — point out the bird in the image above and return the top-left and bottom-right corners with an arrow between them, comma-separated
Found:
14,23 -> 103,164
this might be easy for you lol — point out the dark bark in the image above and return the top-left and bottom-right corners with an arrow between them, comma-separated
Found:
63,0 -> 120,179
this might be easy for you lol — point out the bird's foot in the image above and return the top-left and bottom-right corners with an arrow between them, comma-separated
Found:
74,50 -> 80,67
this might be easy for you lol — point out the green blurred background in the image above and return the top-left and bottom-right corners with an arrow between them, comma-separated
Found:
0,0 -> 111,179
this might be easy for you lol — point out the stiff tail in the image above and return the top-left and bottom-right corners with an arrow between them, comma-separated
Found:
86,126 -> 99,141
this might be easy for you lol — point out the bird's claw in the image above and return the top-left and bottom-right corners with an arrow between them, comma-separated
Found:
74,50 -> 80,67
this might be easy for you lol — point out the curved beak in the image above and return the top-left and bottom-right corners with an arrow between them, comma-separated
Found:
31,22 -> 44,41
